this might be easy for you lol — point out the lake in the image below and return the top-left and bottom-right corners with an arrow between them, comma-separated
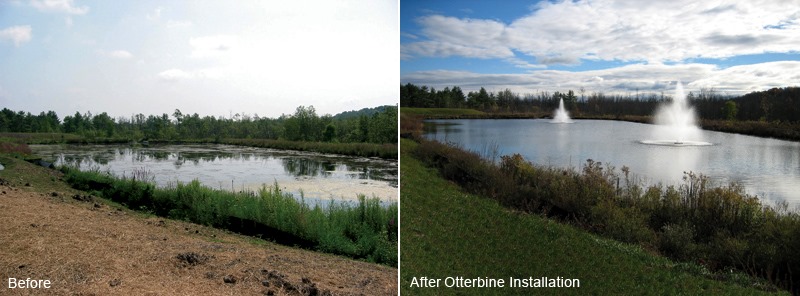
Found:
30,144 -> 397,203
424,119 -> 800,208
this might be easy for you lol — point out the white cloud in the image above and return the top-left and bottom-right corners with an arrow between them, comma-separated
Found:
157,68 -> 193,81
403,0 -> 800,65
0,25 -> 32,46
401,32 -> 419,40
505,57 -> 546,70
402,61 -> 800,96
189,35 -> 239,58
3,1 -> 398,119
98,49 -> 133,59
402,15 -> 512,59
30,0 -> 89,15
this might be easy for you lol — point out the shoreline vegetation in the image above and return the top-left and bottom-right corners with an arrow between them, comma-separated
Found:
401,83 -> 800,142
400,138 -> 784,295
0,104 -> 399,267
401,110 -> 799,294
401,107 -> 800,142
59,165 -> 398,266
0,133 -> 397,159
0,155 -> 397,294
0,104 -> 399,159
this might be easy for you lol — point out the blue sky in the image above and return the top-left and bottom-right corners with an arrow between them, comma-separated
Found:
0,0 -> 398,119
401,0 -> 800,97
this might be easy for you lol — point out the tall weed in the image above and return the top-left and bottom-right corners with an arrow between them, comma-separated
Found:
61,167 -> 397,266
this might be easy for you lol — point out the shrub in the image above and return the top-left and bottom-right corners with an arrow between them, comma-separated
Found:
659,223 -> 697,261
411,137 -> 800,292
591,201 -> 655,245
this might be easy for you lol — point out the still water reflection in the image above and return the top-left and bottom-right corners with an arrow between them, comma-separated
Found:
424,119 -> 800,208
31,144 -> 397,202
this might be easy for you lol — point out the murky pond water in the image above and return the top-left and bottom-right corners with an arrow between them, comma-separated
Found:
31,144 -> 397,202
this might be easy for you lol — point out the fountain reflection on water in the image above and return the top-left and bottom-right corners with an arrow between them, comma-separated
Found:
640,82 -> 712,146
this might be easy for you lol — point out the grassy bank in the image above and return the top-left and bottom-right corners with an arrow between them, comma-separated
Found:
222,138 -> 397,159
2,132 -> 398,159
59,167 -> 397,266
0,132 -> 90,144
407,135 -> 799,293
700,119 -> 800,142
400,139 -> 783,295
400,107 -> 487,117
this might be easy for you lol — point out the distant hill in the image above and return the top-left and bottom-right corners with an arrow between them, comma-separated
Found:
332,105 -> 393,120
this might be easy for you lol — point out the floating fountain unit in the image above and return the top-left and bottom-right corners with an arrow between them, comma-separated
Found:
640,82 -> 712,146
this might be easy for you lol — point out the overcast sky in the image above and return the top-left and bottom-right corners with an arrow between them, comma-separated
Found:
0,0 -> 398,119
401,0 -> 800,97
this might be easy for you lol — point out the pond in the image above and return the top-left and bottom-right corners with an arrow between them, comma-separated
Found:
31,144 -> 397,203
424,119 -> 800,208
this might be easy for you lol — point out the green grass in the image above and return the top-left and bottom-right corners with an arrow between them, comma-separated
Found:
60,167 -> 398,266
400,138 -> 785,295
412,137 -> 800,292
0,154 -> 77,195
0,132 -> 85,144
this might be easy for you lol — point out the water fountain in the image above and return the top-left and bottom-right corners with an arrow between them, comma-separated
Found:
551,98 -> 574,123
640,82 -> 712,146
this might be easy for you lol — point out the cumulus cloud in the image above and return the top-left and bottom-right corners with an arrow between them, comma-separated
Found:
402,0 -> 800,65
30,0 -> 88,15
0,25 -> 32,46
402,15 -> 512,59
401,61 -> 800,96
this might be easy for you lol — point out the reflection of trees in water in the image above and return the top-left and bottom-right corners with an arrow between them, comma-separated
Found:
357,166 -> 397,186
134,149 -> 171,161
40,145 -> 397,185
280,157 -> 396,184
57,149 -> 117,166
281,157 -> 330,177
171,151 -> 247,165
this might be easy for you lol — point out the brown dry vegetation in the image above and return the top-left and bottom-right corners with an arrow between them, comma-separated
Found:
0,161 -> 396,295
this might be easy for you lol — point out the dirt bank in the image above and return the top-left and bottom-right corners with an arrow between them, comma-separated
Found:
0,181 -> 397,295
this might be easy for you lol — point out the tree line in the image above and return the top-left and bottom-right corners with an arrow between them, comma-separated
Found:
401,83 -> 800,122
0,105 -> 398,144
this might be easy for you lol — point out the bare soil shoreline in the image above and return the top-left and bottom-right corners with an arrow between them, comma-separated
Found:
0,180 -> 397,295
